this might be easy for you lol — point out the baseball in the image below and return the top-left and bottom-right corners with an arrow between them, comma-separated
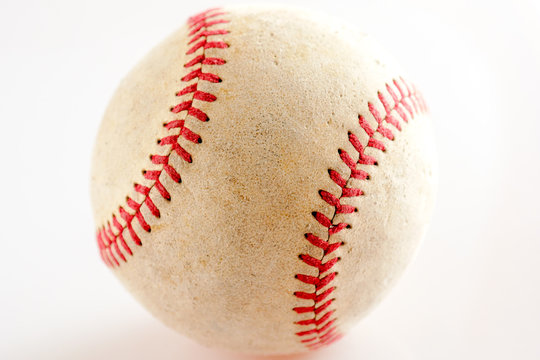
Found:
90,5 -> 437,354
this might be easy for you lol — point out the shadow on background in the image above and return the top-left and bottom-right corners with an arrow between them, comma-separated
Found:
9,317 -> 415,360
12,319 -> 324,360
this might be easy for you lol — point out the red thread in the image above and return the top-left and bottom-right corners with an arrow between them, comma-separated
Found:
184,55 -> 227,67
293,77 -> 427,349
181,68 -> 222,83
188,107 -> 210,122
186,39 -> 228,55
189,29 -> 229,44
95,8 -> 228,267
189,19 -> 229,35
193,91 -> 217,102
177,83 -> 197,96
112,215 -> 132,255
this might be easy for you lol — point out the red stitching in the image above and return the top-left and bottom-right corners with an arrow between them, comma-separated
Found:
95,8 -> 228,268
294,77 -> 426,349
181,68 -> 222,83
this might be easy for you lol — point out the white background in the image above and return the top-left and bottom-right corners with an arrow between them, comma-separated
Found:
1,0 -> 539,359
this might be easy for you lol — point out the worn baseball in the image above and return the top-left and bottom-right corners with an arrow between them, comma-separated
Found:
91,4 -> 437,355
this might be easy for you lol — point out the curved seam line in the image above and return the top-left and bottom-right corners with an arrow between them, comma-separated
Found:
293,77 -> 427,349
95,8 -> 229,268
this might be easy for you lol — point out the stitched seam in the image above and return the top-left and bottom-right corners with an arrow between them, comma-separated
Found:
95,8 -> 229,268
293,77 -> 427,350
